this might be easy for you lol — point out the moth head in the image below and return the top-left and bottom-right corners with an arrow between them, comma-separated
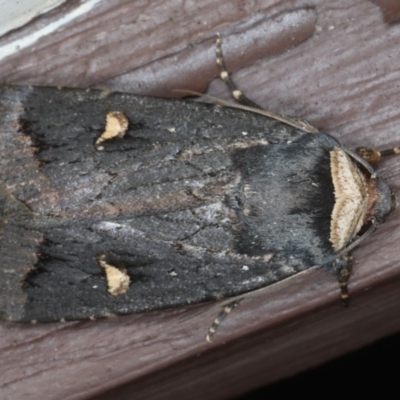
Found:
370,177 -> 397,225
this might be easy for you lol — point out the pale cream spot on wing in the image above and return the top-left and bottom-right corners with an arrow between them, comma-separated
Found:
330,148 -> 369,251
95,111 -> 129,150
99,255 -> 130,296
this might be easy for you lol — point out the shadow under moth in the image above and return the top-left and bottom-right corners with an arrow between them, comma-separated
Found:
0,38 -> 397,342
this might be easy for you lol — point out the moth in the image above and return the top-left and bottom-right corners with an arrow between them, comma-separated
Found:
0,38 -> 397,342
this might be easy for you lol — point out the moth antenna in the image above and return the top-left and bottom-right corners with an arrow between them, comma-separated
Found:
380,146 -> 400,157
356,146 -> 400,164
214,35 -> 319,134
173,89 -> 318,134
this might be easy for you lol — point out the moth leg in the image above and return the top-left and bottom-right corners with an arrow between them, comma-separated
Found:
215,36 -> 319,133
333,255 -> 353,307
215,36 -> 262,109
206,299 -> 242,343
356,146 -> 400,164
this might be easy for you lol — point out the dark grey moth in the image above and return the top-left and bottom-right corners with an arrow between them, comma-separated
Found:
0,39 -> 397,342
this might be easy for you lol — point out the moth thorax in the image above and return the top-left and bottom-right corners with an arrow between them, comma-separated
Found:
330,147 -> 370,251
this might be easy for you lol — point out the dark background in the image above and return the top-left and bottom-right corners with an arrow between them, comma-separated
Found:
239,332 -> 400,398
